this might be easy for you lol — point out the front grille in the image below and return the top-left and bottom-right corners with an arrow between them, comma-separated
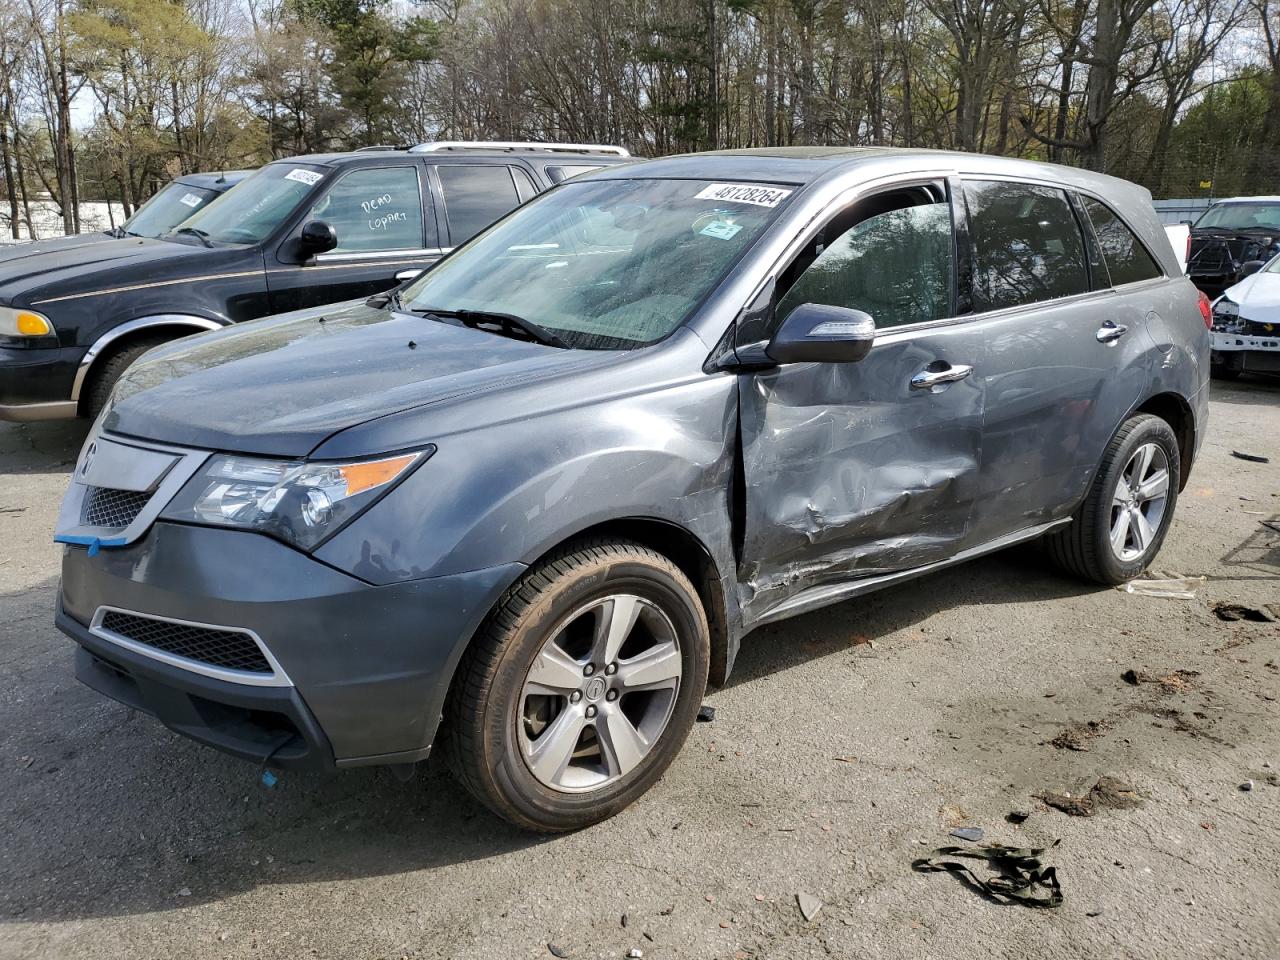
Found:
83,486 -> 152,528
99,610 -> 272,674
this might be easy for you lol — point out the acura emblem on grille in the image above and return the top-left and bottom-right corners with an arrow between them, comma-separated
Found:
80,441 -> 97,477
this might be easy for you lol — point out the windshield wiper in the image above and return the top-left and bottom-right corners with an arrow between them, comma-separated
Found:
413,307 -> 569,349
172,226 -> 214,248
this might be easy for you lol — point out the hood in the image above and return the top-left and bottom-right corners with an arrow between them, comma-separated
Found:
0,231 -> 115,261
1224,270 -> 1280,325
104,301 -> 626,457
0,235 -> 214,305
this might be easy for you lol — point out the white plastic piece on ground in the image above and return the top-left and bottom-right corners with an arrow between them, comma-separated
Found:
1119,574 -> 1206,599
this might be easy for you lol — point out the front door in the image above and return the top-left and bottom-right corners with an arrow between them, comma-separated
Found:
738,185 -> 986,624
267,164 -> 441,313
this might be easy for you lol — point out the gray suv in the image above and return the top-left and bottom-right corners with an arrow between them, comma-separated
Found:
54,148 -> 1210,831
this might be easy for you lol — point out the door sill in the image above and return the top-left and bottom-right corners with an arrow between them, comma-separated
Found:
750,519 -> 1071,627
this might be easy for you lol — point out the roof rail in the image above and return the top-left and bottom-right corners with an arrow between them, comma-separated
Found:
409,140 -> 630,157
354,145 -> 404,152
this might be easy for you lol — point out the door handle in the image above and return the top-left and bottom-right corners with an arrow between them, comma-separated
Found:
1096,320 -> 1128,344
910,363 -> 974,390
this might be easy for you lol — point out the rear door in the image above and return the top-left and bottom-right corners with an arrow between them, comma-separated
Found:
737,179 -> 986,623
962,178 -> 1153,544
267,163 -> 442,312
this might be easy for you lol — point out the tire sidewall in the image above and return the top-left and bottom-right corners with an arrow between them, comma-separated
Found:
1089,416 -> 1181,582
481,553 -> 709,829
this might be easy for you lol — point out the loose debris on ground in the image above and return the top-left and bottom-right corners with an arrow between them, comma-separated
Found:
912,841 -> 1064,908
1230,451 -> 1271,464
1036,777 -> 1142,817
796,892 -> 822,922
1048,720 -> 1109,751
1212,602 -> 1278,623
1119,574 -> 1205,599
1121,668 -> 1199,690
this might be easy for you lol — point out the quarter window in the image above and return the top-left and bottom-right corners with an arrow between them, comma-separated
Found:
1082,197 -> 1162,286
307,167 -> 424,253
964,180 -> 1089,311
777,201 -> 954,330
438,165 -> 523,245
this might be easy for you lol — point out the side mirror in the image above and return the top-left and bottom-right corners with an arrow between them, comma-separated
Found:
1239,259 -> 1266,277
767,303 -> 876,364
300,220 -> 338,256
1180,219 -> 1194,227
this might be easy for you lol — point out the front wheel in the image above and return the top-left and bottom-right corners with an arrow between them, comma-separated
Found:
445,539 -> 710,832
1045,414 -> 1181,585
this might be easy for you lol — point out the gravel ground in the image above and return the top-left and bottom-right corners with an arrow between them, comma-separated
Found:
1,381 -> 1277,960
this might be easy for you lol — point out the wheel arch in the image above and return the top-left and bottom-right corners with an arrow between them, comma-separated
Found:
1132,391 -> 1196,491
72,314 -> 227,411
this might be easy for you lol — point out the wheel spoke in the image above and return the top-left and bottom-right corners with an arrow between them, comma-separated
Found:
616,641 -> 681,692
591,595 -> 642,665
1111,510 -> 1130,554
1131,444 -> 1155,484
1131,509 -> 1155,552
594,703 -> 648,778
524,642 -> 585,697
1136,469 -> 1169,503
525,705 -> 586,784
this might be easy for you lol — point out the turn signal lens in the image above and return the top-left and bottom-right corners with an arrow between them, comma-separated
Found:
1197,291 -> 1212,329
339,454 -> 419,496
16,312 -> 52,336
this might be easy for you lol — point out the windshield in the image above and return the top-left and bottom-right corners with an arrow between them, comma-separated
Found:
1194,202 -> 1280,232
401,178 -> 790,348
173,163 -> 327,245
123,182 -> 220,238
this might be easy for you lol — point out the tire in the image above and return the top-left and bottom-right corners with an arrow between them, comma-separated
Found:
446,538 -> 710,832
82,334 -> 172,419
1045,413 -> 1180,585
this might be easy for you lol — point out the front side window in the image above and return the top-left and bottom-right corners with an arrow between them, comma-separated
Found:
437,165 -> 523,245
124,182 -> 219,238
964,180 -> 1089,311
179,163 -> 328,245
402,178 -> 787,348
1082,197 -> 1161,286
777,201 -> 953,330
307,166 -> 424,253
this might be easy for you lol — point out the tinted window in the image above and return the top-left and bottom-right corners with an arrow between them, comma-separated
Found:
547,164 -> 603,184
1082,197 -> 1161,285
438,165 -> 521,244
777,202 -> 953,329
308,166 -> 424,253
181,163 -> 325,245
124,182 -> 219,238
964,180 -> 1089,311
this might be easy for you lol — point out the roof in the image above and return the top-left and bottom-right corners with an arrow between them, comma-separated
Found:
271,149 -> 632,167
176,170 -> 253,190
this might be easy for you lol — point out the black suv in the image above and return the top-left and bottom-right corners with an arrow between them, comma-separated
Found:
0,142 -> 630,421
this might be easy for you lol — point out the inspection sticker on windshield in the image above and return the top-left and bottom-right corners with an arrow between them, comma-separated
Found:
285,169 -> 324,186
178,192 -> 203,208
695,183 -> 792,208
700,221 -> 743,240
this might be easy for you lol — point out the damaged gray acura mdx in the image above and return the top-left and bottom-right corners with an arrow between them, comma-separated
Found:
55,148 -> 1210,831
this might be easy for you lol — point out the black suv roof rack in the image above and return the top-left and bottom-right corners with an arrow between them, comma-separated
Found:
408,140 -> 629,157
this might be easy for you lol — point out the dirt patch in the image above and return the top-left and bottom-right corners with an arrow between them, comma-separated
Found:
1047,719 -> 1109,751
1036,776 -> 1143,817
1121,668 -> 1199,690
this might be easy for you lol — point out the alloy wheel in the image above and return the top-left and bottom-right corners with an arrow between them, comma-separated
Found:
518,594 -> 682,793
1109,442 -> 1170,562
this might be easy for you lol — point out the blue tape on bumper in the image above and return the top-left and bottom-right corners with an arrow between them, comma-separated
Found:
54,534 -> 127,557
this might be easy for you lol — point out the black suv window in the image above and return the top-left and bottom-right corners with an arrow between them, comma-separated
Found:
1081,197 -> 1161,286
778,201 -> 954,330
307,166 -> 425,253
438,165 -> 522,245
964,180 -> 1089,311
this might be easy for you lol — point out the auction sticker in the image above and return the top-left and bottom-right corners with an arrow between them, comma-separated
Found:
178,192 -> 203,208
694,183 -> 792,207
285,169 -> 324,186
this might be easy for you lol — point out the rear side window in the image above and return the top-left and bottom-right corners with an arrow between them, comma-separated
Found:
438,165 -> 522,245
964,180 -> 1089,311
1081,197 -> 1162,286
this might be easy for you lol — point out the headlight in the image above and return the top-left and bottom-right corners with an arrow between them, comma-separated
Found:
0,305 -> 53,337
1213,298 -> 1239,318
160,448 -> 431,550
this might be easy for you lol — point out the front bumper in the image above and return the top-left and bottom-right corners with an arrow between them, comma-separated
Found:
0,345 -> 82,420
57,521 -> 524,768
1211,329 -> 1280,374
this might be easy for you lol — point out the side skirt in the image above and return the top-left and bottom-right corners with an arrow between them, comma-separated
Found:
749,518 -> 1071,628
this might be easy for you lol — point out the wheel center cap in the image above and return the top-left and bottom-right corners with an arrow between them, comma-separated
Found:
584,676 -> 608,701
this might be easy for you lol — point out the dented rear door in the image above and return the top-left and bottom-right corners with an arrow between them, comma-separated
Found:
737,321 -> 984,624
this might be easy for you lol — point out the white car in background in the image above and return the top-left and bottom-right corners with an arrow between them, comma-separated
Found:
1209,254 -> 1280,379
1164,222 -> 1190,275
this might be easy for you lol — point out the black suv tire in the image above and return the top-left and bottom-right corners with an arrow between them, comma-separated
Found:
82,334 -> 172,420
1046,413 -> 1181,585
446,538 -> 709,832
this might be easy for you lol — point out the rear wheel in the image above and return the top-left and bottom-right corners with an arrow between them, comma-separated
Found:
1045,414 -> 1180,585
446,539 -> 709,832
81,334 -> 172,419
